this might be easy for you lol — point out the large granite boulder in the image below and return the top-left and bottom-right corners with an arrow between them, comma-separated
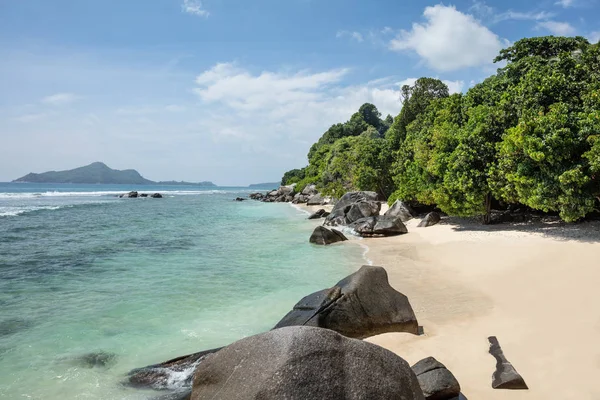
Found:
309,226 -> 347,245
324,191 -> 382,226
412,357 -> 461,400
308,209 -> 327,219
301,184 -> 318,196
488,336 -> 528,390
385,200 -> 416,222
306,193 -> 325,206
292,193 -> 307,204
249,192 -> 264,200
274,265 -> 419,338
352,216 -> 408,237
279,184 -> 296,196
418,212 -> 441,228
190,326 -> 425,400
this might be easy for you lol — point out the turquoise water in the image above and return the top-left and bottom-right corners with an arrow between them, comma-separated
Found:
0,183 -> 365,399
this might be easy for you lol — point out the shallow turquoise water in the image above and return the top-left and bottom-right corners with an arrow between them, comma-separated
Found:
0,183 -> 365,399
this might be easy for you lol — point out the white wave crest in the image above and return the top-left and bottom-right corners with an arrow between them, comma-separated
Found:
0,205 -> 64,217
0,189 -> 231,199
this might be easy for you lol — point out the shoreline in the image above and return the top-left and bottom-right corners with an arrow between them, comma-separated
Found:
297,202 -> 600,399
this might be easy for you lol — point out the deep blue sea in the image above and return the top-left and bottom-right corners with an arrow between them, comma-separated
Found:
0,183 -> 365,399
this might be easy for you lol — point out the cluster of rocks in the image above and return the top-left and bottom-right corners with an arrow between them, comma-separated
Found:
305,191 -> 442,244
249,184 -> 332,205
127,265 -> 528,400
119,191 -> 163,199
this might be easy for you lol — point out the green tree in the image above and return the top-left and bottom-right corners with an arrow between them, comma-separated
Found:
386,78 -> 450,150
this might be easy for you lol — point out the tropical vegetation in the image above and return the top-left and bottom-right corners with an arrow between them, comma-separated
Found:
281,36 -> 600,222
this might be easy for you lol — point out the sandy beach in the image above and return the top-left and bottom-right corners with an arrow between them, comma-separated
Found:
301,203 -> 600,399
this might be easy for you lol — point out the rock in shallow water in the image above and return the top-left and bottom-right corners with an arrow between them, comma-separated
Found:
73,351 -> 118,368
309,226 -> 348,245
127,348 -> 222,390
274,265 -> 419,338
190,326 -> 425,400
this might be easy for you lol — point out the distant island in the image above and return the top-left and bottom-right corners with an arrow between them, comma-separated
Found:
248,182 -> 280,189
12,162 -> 216,186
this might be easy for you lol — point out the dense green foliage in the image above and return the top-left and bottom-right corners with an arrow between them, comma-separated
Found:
282,36 -> 600,222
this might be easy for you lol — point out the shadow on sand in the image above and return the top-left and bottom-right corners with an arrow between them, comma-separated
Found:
439,216 -> 600,244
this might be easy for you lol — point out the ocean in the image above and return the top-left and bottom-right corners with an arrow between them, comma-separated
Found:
0,183 -> 365,399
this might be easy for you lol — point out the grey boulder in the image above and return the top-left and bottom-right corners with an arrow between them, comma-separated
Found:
151,193 -> 163,198
418,212 -> 441,227
308,208 -> 327,219
306,193 -> 325,206
274,265 -> 419,338
412,357 -> 461,400
301,184 -> 318,196
385,200 -> 416,222
324,191 -> 382,226
309,226 -> 347,245
190,326 -> 425,400
352,215 -> 408,237
489,336 -> 528,390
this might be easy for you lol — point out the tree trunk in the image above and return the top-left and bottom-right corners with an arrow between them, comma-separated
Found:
482,193 -> 492,225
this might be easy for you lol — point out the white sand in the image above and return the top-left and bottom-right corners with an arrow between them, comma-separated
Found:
300,203 -> 600,399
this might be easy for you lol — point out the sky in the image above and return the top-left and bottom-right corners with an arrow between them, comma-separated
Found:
0,0 -> 598,185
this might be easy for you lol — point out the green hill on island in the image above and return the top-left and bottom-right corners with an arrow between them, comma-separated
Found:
13,162 -> 216,186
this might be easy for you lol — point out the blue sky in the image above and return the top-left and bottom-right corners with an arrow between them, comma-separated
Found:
0,0 -> 598,185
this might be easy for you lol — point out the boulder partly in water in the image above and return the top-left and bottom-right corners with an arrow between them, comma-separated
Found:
274,265 -> 419,338
190,326 -> 425,400
309,226 -> 348,245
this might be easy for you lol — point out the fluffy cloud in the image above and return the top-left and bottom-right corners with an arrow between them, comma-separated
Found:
182,0 -> 209,17
336,30 -> 364,42
41,93 -> 79,105
494,10 -> 554,23
389,5 -> 507,71
589,31 -> 600,43
192,63 -> 465,156
537,21 -> 576,35
555,0 -> 575,7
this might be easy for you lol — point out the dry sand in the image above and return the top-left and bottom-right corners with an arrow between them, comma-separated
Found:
300,203 -> 600,399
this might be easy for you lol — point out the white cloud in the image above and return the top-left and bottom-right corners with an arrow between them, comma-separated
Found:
182,0 -> 209,17
336,30 -> 364,42
194,63 -> 349,112
588,31 -> 600,43
555,0 -> 575,7
494,11 -> 554,22
537,20 -> 576,35
389,5 -> 507,71
41,92 -> 79,105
